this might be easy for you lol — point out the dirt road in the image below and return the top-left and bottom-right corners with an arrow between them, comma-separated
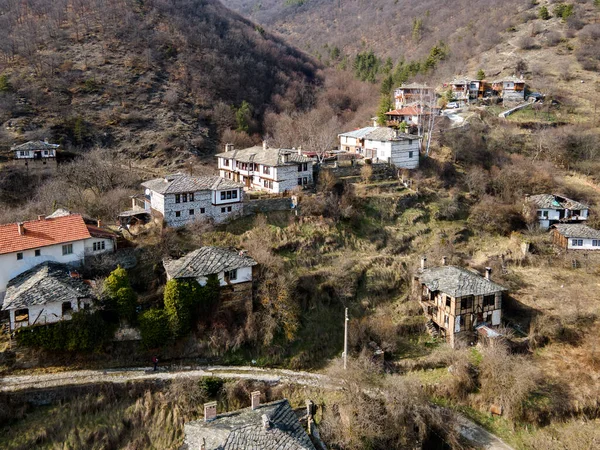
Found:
1,365 -> 514,450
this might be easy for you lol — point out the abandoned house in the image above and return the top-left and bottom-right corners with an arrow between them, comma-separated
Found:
12,140 -> 59,171
1,261 -> 94,331
216,142 -> 314,193
526,193 -> 589,229
415,258 -> 507,348
393,83 -> 435,109
362,127 -> 421,169
0,214 -> 111,302
551,224 -> 600,251
163,246 -> 257,310
182,394 -> 316,450
141,174 -> 244,227
492,76 -> 526,102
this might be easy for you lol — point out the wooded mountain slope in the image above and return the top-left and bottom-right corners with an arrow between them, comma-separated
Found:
0,0 -> 319,161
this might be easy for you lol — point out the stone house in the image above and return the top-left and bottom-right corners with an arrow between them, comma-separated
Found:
1,261 -> 94,331
415,258 -> 507,348
183,394 -> 316,450
0,214 -> 112,302
12,140 -> 59,172
338,126 -> 378,154
393,83 -> 435,109
216,143 -> 314,194
362,127 -> 420,169
551,224 -> 600,251
163,246 -> 257,310
141,174 -> 244,227
526,193 -> 589,230
492,76 -> 526,102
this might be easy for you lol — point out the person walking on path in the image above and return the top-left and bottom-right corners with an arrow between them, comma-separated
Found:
152,355 -> 158,371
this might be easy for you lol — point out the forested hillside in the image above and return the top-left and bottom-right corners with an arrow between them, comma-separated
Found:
0,0 -> 319,160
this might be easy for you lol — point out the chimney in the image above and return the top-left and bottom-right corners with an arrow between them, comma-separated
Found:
282,152 -> 289,164
251,391 -> 261,410
420,256 -> 427,270
97,219 -> 102,227
263,140 -> 267,150
261,414 -> 271,430
204,401 -> 217,422
306,399 -> 315,418
297,146 -> 302,156
485,267 -> 492,280
17,222 -> 25,236
225,143 -> 234,152
442,256 -> 447,266
38,215 -> 44,221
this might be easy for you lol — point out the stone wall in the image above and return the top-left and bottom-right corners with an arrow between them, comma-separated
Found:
243,197 -> 293,216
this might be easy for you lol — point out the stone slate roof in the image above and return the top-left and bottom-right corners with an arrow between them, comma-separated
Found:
527,194 -> 588,211
163,246 -> 257,279
2,261 -> 92,311
338,126 -> 378,139
216,146 -> 313,167
142,174 -> 243,195
552,224 -> 600,239
183,399 -> 316,450
363,127 -> 421,142
492,75 -> 525,84
12,140 -> 59,151
418,265 -> 507,298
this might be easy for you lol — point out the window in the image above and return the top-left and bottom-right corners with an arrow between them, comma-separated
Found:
298,164 -> 302,172
62,244 -> 73,255
189,193 -> 194,201
62,301 -> 73,315
182,193 -> 188,202
44,150 -> 49,155
35,249 -> 41,257
409,151 -> 414,158
232,190 -> 237,199
593,240 -> 599,247
303,163 -> 308,171
221,207 -> 226,213
408,139 -> 413,145
14,308 -> 29,323
303,177 -> 308,185
200,208 -> 205,214
461,296 -> 474,310
175,211 -> 181,218
17,252 -> 23,260
483,294 -> 495,308
263,165 -> 270,175
541,210 -> 549,218
445,296 -> 451,308
227,206 -> 232,212
93,241 -> 106,252
175,194 -> 181,203
225,269 -> 238,281
226,191 -> 232,199
221,192 -> 226,200
223,158 -> 229,166
20,151 -> 26,156
298,178 -> 302,186
189,209 -> 194,215
572,239 -> 583,247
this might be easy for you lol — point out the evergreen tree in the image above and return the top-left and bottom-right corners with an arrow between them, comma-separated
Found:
164,278 -> 201,336
139,309 -> 170,349
235,101 -> 252,133
476,69 -> 486,80
376,95 -> 393,126
539,6 -> 551,20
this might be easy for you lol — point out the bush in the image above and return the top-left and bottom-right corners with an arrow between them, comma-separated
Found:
0,74 -> 12,92
105,266 -> 138,322
468,197 -> 525,235
164,279 -> 200,337
105,266 -> 130,298
517,36 -> 536,50
538,5 -> 551,19
139,309 -> 170,349
553,3 -> 574,20
116,287 -> 137,323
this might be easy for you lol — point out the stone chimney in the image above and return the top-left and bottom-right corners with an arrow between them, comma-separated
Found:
204,401 -> 217,422
282,152 -> 289,164
225,143 -> 234,152
251,391 -> 261,410
485,267 -> 492,280
261,414 -> 271,430
297,146 -> 302,156
17,222 -> 25,236
420,256 -> 427,270
263,140 -> 267,150
442,256 -> 447,266
97,219 -> 102,227
38,215 -> 44,221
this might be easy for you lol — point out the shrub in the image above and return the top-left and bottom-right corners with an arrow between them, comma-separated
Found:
517,36 -> 536,50
104,266 -> 129,298
164,278 -> 200,337
538,5 -> 551,19
116,287 -> 137,323
553,3 -> 574,20
139,308 -> 170,349
468,197 -> 525,235
0,74 -> 12,92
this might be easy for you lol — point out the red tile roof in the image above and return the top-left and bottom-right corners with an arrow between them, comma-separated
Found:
386,107 -> 422,116
0,215 -> 92,255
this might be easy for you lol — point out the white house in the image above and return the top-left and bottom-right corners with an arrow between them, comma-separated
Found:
1,261 -> 94,331
551,224 -> 600,251
345,127 -> 420,169
526,194 -> 589,229
163,246 -> 257,287
141,174 -> 244,227
394,83 -> 435,109
216,143 -> 314,194
338,127 -> 378,154
0,214 -> 99,302
12,140 -> 59,171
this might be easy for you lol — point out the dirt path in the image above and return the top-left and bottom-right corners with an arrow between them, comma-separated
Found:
0,365 -> 514,450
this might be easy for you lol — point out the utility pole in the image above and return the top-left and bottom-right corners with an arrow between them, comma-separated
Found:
343,307 -> 349,370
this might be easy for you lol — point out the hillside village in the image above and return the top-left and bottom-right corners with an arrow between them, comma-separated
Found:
1,1 -> 600,449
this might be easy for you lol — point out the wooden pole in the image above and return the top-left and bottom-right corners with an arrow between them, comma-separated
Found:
343,307 -> 349,370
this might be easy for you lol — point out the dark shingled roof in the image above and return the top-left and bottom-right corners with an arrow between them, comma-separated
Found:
183,399 -> 316,450
142,174 -> 243,195
552,224 -> 600,239
363,127 -> 421,142
528,194 -> 588,211
11,140 -> 60,151
163,247 -> 257,279
216,146 -> 313,166
2,261 -> 92,311
418,266 -> 507,298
